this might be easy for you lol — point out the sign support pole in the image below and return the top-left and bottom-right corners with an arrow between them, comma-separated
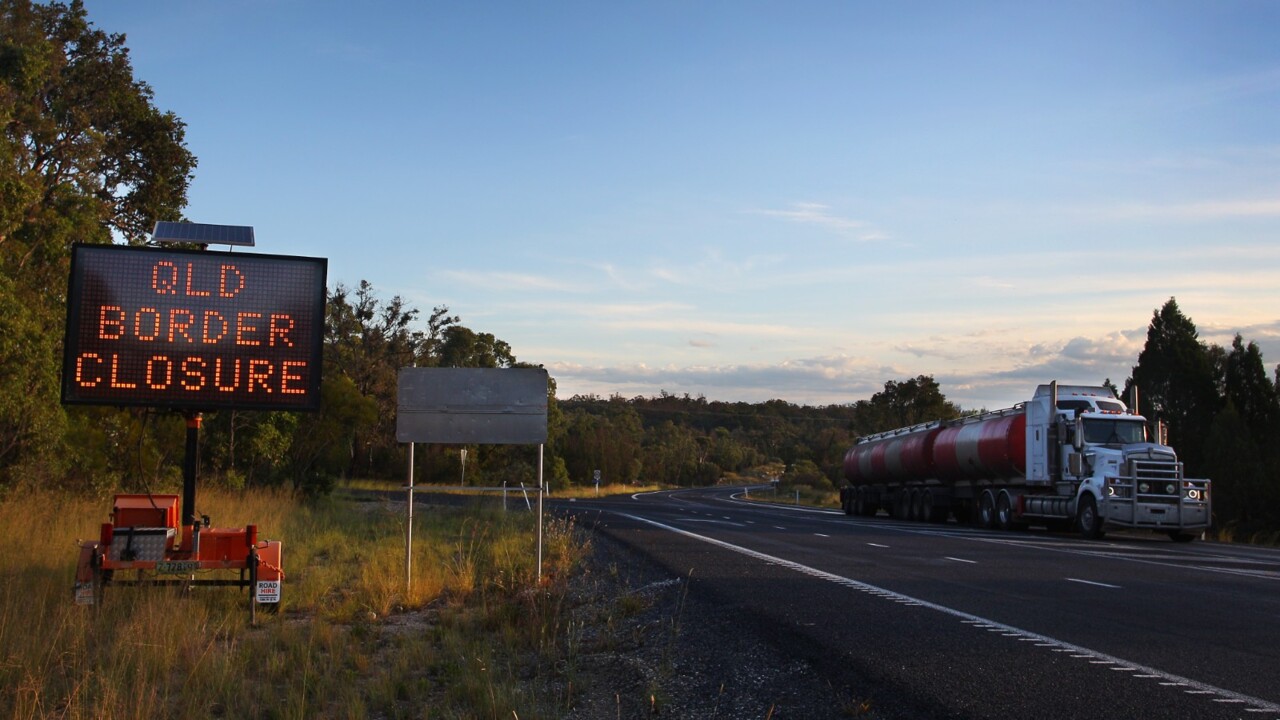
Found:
405,441 -> 414,594
182,412 -> 202,550
537,443 -> 544,582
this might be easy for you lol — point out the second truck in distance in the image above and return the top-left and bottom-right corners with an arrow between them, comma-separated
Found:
839,382 -> 1211,541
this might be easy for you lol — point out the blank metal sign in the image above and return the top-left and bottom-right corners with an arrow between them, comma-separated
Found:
396,367 -> 548,444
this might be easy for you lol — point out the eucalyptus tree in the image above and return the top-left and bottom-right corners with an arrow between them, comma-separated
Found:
1,0 -> 196,487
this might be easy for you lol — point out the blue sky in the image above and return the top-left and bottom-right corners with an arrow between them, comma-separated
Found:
82,1 -> 1280,410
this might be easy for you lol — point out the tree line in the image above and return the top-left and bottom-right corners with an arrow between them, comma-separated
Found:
2,1 -> 1277,538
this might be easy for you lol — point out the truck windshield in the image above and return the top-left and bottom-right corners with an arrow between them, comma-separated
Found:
1082,419 -> 1147,445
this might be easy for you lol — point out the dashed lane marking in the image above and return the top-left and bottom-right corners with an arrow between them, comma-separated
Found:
1066,577 -> 1122,589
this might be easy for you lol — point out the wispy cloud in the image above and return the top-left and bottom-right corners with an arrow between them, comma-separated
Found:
437,270 -> 583,293
754,202 -> 888,242
1107,197 -> 1280,220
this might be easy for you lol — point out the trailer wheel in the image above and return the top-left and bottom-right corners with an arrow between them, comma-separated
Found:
857,488 -> 877,517
1077,495 -> 1106,540
894,490 -> 911,520
907,490 -> 922,522
995,492 -> 1018,531
978,491 -> 996,529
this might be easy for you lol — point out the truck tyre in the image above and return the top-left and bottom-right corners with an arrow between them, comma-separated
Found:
922,490 -> 939,523
978,491 -> 996,529
996,491 -> 1027,531
995,492 -> 1015,531
1077,495 -> 1106,540
894,490 -> 911,520
861,490 -> 879,518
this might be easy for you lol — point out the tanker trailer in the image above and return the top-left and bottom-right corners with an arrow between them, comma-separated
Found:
839,382 -> 1211,541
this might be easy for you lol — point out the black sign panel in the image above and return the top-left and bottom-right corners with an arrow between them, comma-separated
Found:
62,244 -> 327,411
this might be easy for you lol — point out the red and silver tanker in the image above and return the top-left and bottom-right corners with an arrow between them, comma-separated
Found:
839,382 -> 1211,541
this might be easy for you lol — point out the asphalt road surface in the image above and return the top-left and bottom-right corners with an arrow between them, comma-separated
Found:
554,485 -> 1280,720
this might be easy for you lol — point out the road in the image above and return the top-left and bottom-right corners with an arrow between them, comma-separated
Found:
554,485 -> 1280,720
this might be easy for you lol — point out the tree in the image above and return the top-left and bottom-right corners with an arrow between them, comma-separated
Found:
861,375 -> 960,433
1223,335 -> 1279,435
0,0 -> 196,488
1125,298 -> 1221,472
324,281 -> 430,476
437,326 -> 516,368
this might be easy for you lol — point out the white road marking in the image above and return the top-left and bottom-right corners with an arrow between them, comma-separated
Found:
868,543 -> 889,548
945,556 -> 977,564
618,511 -> 1280,716
1066,577 -> 1122,589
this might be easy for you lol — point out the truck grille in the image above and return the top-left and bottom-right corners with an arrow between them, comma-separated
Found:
1130,459 -> 1182,503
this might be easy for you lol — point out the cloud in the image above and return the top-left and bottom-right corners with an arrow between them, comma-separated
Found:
438,270 -> 582,293
547,324 -> 1172,412
754,202 -> 888,242
1108,198 -> 1280,220
548,354 -> 891,405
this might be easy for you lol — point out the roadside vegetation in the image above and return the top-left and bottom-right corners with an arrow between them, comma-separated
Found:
0,485 -> 593,719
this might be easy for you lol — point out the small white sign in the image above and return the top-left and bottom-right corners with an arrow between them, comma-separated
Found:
593,469 -> 601,484
256,580 -> 281,604
73,582 -> 95,606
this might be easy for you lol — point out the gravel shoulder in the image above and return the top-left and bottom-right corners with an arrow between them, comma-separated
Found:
558,527 -> 874,719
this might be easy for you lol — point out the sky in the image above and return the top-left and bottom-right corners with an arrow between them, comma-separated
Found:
80,1 -> 1280,411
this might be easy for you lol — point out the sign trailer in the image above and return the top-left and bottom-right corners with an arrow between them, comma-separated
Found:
65,234 -> 326,622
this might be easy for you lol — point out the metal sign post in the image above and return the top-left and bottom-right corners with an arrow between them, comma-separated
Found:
405,441 -> 414,593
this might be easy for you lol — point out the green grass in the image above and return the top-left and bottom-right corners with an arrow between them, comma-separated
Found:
0,485 -> 590,719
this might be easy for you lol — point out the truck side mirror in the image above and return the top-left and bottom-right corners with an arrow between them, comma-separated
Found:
1073,416 -> 1085,451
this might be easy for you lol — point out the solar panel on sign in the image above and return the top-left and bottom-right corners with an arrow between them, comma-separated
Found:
152,222 -> 255,247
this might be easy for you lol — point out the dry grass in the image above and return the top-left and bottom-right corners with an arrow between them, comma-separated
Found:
0,485 -> 590,719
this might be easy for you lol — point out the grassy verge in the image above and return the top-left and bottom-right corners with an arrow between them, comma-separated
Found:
0,485 -> 589,719
739,483 -> 839,509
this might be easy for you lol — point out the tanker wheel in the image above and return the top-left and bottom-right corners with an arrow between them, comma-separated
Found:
865,491 -> 885,515
924,491 -> 946,524
852,488 -> 865,516
894,491 -> 911,520
978,491 -> 997,529
1077,495 -> 1106,540
843,490 -> 856,516
859,489 -> 877,517
995,492 -> 1017,531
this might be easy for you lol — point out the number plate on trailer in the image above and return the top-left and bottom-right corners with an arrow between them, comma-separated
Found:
155,560 -> 199,574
